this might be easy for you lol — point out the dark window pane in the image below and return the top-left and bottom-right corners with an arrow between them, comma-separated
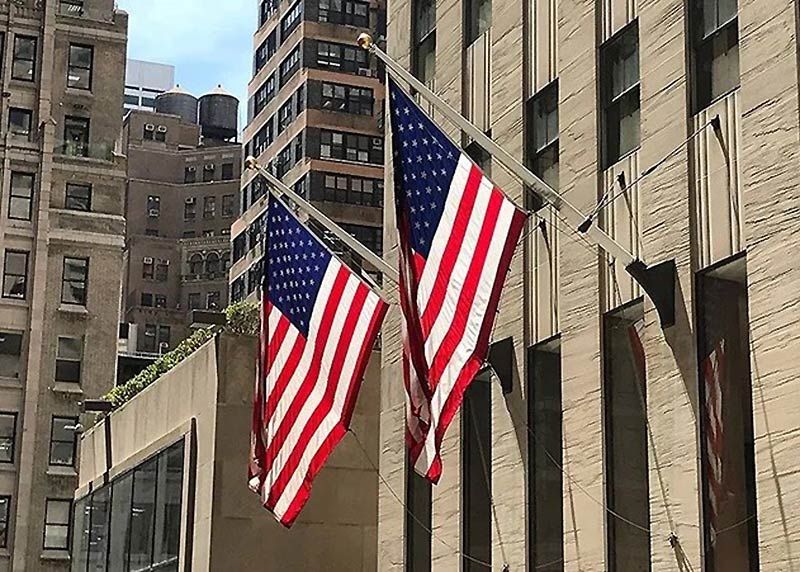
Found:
68,44 -> 93,89
129,458 -> 158,569
49,416 -> 77,466
0,332 -> 22,379
108,472 -> 133,569
12,36 -> 36,81
602,23 -> 640,166
65,183 -> 91,211
8,108 -> 32,137
71,496 -> 89,569
0,414 -> 16,463
44,499 -> 72,550
3,251 -> 28,300
61,257 -> 89,305
153,441 -> 184,567
87,486 -> 111,567
405,455 -> 431,571
0,497 -> 9,549
63,116 -> 90,157
9,172 -> 34,221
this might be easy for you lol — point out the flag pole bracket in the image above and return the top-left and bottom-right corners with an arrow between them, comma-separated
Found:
625,258 -> 676,328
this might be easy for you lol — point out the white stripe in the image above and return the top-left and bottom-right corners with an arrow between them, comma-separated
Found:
423,173 -> 494,365
264,260 -> 341,460
263,275 -> 361,490
272,294 -> 381,520
415,155 -> 473,316
415,199 -> 515,476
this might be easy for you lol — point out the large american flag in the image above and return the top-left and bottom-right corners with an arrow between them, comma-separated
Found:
248,194 -> 388,527
702,339 -> 727,542
389,79 -> 527,483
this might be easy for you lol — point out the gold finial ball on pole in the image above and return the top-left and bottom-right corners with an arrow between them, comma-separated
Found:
357,33 -> 374,51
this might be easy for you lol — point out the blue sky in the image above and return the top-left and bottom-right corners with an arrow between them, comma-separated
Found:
117,0 -> 253,121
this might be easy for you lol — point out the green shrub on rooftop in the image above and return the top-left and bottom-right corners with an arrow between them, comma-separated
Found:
104,301 -> 260,409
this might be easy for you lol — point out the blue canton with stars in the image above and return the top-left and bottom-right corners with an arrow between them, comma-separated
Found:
389,78 -> 460,258
266,195 -> 332,338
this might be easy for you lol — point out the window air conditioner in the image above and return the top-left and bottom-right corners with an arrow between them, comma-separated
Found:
357,68 -> 370,77
157,125 -> 168,133
144,123 -> 156,131
185,197 -> 196,204
187,166 -> 197,172
148,209 -> 159,217
143,257 -> 153,264
204,163 -> 215,170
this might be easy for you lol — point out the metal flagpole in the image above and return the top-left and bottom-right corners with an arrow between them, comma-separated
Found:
357,33 -> 677,328
244,157 -> 401,284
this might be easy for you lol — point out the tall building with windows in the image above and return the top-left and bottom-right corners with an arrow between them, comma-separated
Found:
0,0 -> 127,568
121,86 -> 241,359
230,0 -> 387,302
124,59 -> 175,113
379,0 -> 800,569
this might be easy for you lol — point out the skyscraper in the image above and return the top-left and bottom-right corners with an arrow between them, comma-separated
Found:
124,59 -> 175,113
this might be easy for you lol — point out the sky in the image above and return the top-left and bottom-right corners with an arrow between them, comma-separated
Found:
117,0 -> 253,123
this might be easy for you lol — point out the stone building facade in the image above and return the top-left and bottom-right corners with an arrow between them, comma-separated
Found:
231,0 -> 387,301
121,106 -> 241,356
378,0 -> 800,569
0,0 -> 127,569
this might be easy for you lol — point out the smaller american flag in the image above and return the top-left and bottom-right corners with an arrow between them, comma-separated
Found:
249,194 -> 388,527
702,339 -> 727,543
389,78 -> 527,483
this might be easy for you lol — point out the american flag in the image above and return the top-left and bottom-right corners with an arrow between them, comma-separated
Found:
702,339 -> 727,542
248,194 -> 388,527
389,79 -> 527,483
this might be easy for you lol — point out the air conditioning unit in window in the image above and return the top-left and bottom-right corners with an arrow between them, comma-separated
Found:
157,125 -> 168,133
357,68 -> 370,77
372,137 -> 382,146
148,209 -> 159,217
143,257 -> 154,264
160,259 -> 170,265
185,197 -> 196,204
144,123 -> 156,131
187,165 -> 197,172
205,163 -> 215,170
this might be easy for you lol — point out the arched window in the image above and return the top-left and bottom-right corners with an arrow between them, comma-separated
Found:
221,252 -> 231,272
206,252 -> 220,276
189,253 -> 204,276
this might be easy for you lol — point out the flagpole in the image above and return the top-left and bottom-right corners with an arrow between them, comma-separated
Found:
358,33 -> 678,328
244,156 -> 400,284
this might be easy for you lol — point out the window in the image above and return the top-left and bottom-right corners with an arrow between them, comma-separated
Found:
601,22 -> 640,166
143,324 -> 170,353
147,195 -> 160,218
63,115 -> 90,157
0,332 -> 22,379
184,199 -> 196,221
233,233 -> 247,262
341,223 -> 382,256
603,302 -> 650,570
2,251 -> 28,300
232,276 -> 246,302
155,127 -> 166,142
44,499 -> 72,550
281,0 -> 303,40
155,260 -> 169,282
405,452 -> 431,571
202,164 -> 214,182
12,35 -> 36,82
461,374 -> 492,571
321,173 -> 384,207
60,0 -> 84,16
183,231 -> 196,239
222,194 -> 236,217
154,295 -> 167,308
697,255 -> 758,570
252,74 -> 276,119
188,293 -> 201,310
260,0 -> 278,25
692,0 -> 739,110
279,46 -> 301,86
319,0 -> 370,26
254,31 -> 277,74
140,292 -> 153,307
526,81 -> 559,190
189,254 -> 204,276
206,253 -> 220,276
319,130 -> 383,164
65,183 -> 91,211
413,0 -> 436,88
0,497 -> 9,548
221,163 -> 234,180
143,125 -> 154,140
72,441 -> 184,569
61,256 -> 89,305
8,108 -> 32,138
465,0 -> 491,44
142,258 -> 154,279
203,196 -> 216,219
56,336 -> 82,383
184,166 -> 196,183
9,172 -> 34,221
67,43 -> 93,89
320,82 -> 374,115
527,338 -> 563,570
316,41 -> 370,74
0,414 -> 16,464
207,291 -> 221,310
49,417 -> 78,466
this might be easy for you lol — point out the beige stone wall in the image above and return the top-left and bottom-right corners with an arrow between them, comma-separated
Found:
379,0 -> 800,569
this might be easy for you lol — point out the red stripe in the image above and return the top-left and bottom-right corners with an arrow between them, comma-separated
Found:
263,335 -> 306,425
419,165 -> 483,338
266,283 -> 369,505
427,187 -> 504,383
263,267 -> 350,474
